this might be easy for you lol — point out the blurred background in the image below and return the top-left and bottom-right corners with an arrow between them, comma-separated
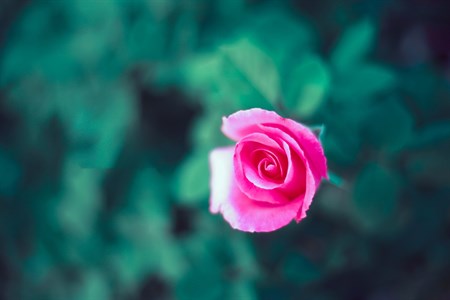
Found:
0,0 -> 450,299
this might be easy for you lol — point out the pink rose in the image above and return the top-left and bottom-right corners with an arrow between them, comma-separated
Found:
209,108 -> 328,232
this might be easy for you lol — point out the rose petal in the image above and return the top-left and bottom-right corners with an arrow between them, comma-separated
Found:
222,108 -> 327,185
234,137 -> 289,204
235,133 -> 285,190
252,124 -> 312,196
209,146 -> 303,232
280,140 -> 306,197
295,166 -> 316,222
264,122 -> 327,188
209,147 -> 235,214
242,149 -> 284,188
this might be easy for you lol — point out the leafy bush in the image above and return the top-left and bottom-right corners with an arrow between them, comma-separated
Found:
0,0 -> 449,299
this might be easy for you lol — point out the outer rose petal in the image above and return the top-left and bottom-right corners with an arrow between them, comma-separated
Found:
222,108 -> 328,184
209,147 -> 304,232
295,166 -> 316,222
209,147 -> 235,214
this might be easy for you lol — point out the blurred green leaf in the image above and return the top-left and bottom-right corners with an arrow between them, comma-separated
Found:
331,19 -> 375,71
282,254 -> 321,285
63,0 -> 119,25
175,235 -> 224,300
322,126 -> 360,165
55,82 -> 136,168
401,66 -> 441,116
175,265 -> 223,300
364,98 -> 413,150
126,168 -> 169,232
215,0 -> 246,19
22,241 -> 54,283
170,13 -> 198,56
180,53 -> 223,95
127,17 -> 167,61
352,164 -> 400,231
172,150 -> 210,204
229,235 -> 259,279
74,270 -> 110,300
332,64 -> 396,102
190,109 -> 231,151
0,150 -> 21,196
310,124 -> 326,141
284,54 -> 330,117
406,147 -> 450,187
112,167 -> 187,283
226,282 -> 257,300
56,162 -> 103,239
147,0 -> 176,19
107,242 -> 148,289
220,38 -> 280,108
406,121 -> 450,149
108,234 -> 186,288
246,8 -> 313,70
328,171 -> 344,187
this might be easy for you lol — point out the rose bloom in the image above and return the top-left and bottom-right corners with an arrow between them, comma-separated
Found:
209,108 -> 328,232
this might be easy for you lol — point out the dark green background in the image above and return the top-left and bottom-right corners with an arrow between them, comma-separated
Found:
1,0 -> 449,299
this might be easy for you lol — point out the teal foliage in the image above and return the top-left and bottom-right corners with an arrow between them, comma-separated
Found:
0,0 -> 449,299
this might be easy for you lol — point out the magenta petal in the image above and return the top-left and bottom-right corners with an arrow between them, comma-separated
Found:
209,147 -> 302,232
279,140 -> 306,197
212,108 -> 329,231
209,147 -> 235,214
222,108 -> 327,184
255,124 -> 311,194
234,142 -> 289,205
295,167 -> 316,222
222,185 -> 301,232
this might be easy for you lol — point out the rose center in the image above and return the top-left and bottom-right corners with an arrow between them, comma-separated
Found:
252,150 -> 285,182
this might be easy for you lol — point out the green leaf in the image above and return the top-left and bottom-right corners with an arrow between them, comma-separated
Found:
228,235 -> 259,279
64,0 -> 119,25
147,0 -> 176,19
56,82 -> 136,168
332,64 -> 396,102
246,8 -> 313,70
126,17 -> 167,61
364,98 -> 413,150
56,162 -> 103,239
172,150 -> 210,204
174,239 -> 223,300
284,55 -> 330,117
310,124 -> 326,141
331,19 -> 375,71
406,147 -> 450,187
175,265 -> 223,300
190,109 -> 231,151
74,270 -> 110,300
352,164 -> 400,231
109,233 -> 185,286
170,13 -> 198,56
0,150 -> 21,196
322,125 -> 360,165
126,167 -> 169,232
282,254 -> 321,285
318,125 -> 326,143
328,171 -> 345,187
215,0 -> 246,19
406,121 -> 450,149
220,38 -> 280,108
227,282 -> 257,300
181,54 -> 221,91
